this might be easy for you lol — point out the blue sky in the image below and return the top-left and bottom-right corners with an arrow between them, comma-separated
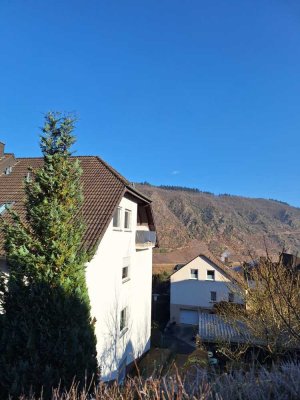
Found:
1,1 -> 300,205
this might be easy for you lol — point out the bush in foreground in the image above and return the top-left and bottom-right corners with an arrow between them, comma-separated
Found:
15,361 -> 300,400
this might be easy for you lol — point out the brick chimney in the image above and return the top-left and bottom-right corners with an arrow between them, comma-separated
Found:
0,142 -> 4,159
0,142 -> 17,175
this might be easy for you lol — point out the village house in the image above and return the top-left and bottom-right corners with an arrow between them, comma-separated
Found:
170,252 -> 244,325
0,141 -> 156,382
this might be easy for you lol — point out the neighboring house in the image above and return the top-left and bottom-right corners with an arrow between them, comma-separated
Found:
170,253 -> 243,325
0,142 -> 156,381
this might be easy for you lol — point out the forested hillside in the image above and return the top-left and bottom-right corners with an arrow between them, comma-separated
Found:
137,183 -> 300,264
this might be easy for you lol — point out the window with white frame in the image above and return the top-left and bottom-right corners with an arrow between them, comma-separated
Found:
113,207 -> 122,229
122,266 -> 129,280
120,307 -> 128,333
228,292 -> 235,303
122,257 -> 130,282
207,270 -> 215,281
210,291 -> 217,302
124,209 -> 132,230
190,269 -> 198,279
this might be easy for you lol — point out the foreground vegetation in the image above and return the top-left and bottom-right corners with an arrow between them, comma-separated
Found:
0,114 -> 97,398
14,361 -> 300,400
215,253 -> 300,362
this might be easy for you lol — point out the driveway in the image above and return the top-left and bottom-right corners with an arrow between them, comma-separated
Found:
163,323 -> 197,354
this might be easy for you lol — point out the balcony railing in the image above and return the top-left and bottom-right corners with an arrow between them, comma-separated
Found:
135,230 -> 156,248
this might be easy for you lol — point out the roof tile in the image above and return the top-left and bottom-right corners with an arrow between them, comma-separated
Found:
0,156 -> 143,256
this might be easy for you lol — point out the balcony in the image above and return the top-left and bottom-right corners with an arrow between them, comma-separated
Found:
135,230 -> 156,249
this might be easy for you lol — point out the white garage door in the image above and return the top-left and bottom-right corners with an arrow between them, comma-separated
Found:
179,309 -> 198,325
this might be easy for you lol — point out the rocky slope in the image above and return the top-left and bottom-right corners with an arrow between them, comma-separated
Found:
136,184 -> 300,265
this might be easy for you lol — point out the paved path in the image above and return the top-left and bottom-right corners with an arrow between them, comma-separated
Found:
163,324 -> 196,354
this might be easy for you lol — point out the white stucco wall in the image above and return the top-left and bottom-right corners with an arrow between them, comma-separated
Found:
85,196 -> 153,381
170,256 -> 243,322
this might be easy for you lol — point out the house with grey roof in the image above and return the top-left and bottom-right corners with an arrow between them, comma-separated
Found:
0,142 -> 157,382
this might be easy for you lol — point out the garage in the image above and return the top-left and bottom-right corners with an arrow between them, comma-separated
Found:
179,309 -> 198,325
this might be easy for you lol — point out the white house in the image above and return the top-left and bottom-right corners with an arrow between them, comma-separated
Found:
170,253 -> 243,325
0,142 -> 156,382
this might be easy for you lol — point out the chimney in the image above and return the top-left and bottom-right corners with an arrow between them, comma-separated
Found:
0,142 -> 4,159
0,142 -> 17,175
221,250 -> 230,264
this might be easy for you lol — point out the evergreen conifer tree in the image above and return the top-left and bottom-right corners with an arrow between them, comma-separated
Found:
0,113 -> 97,398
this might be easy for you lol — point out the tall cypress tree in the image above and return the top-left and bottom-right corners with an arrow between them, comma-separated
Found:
0,113 -> 97,398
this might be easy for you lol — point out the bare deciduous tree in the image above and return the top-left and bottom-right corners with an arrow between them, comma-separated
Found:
216,252 -> 300,360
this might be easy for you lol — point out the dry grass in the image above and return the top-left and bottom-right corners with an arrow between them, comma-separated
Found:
152,264 -> 176,275
15,361 -> 300,400
137,348 -> 172,378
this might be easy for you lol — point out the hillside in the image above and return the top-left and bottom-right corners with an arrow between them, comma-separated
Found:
136,184 -> 300,266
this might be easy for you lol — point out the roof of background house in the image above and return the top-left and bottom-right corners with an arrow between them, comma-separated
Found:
281,252 -> 300,270
172,251 -> 242,284
0,156 -> 153,256
198,312 -> 252,344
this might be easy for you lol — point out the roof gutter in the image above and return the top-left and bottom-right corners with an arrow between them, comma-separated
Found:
125,185 -> 152,204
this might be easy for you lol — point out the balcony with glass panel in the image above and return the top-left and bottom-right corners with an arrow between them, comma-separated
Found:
135,230 -> 156,249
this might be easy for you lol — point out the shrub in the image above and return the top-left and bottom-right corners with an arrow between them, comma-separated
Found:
12,361 -> 300,400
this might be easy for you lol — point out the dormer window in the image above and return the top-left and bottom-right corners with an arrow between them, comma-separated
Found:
4,166 -> 12,175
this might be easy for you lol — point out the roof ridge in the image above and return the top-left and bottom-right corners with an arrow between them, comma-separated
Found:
15,155 -> 131,188
16,155 -> 98,160
95,156 -> 129,186
92,159 -> 152,202
198,252 -> 242,284
198,251 -> 233,270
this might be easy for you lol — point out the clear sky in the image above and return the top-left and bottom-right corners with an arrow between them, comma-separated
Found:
1,1 -> 300,205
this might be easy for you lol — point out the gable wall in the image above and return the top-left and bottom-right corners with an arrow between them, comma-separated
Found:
171,256 -> 230,283
170,256 -> 243,323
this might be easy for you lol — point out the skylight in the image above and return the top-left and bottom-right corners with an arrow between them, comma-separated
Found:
0,203 -> 13,215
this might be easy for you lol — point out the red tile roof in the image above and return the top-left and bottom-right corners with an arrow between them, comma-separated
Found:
0,156 -> 151,256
